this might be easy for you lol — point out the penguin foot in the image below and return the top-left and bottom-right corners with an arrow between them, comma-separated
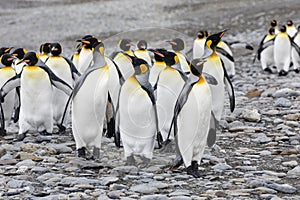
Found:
279,70 -> 288,76
125,155 -> 136,166
294,68 -> 300,73
186,161 -> 201,178
0,129 -> 6,137
172,155 -> 183,169
92,147 -> 100,160
40,130 -> 52,136
16,133 -> 26,141
263,67 -> 272,73
78,147 -> 86,158
139,157 -> 150,168
58,125 -> 66,134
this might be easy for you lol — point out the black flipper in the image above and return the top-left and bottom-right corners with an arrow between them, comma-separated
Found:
0,101 -> 5,136
13,87 -> 21,123
253,37 -> 274,63
202,72 -> 218,85
164,75 -> 200,145
221,59 -> 235,112
207,111 -> 218,147
291,38 -> 300,57
106,93 -> 115,138
216,46 -> 234,62
60,91 -> 73,128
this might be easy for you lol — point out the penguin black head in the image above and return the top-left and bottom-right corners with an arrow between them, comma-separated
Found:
298,25 -> 300,31
137,40 -> 147,50
125,54 -> 149,75
270,20 -> 277,27
92,40 -> 105,56
119,39 -> 134,51
190,58 -> 206,76
287,20 -> 293,26
11,48 -> 27,60
0,47 -> 13,57
1,53 -> 15,66
197,31 -> 205,39
166,38 -> 185,51
21,51 -> 39,66
201,30 -> 226,59
50,43 -> 62,56
39,43 -> 51,54
158,50 -> 178,67
204,31 -> 209,37
77,35 -> 99,49
268,27 -> 275,35
280,25 -> 287,33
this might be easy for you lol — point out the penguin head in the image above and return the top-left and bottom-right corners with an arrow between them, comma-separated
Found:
50,43 -> 62,56
148,48 -> 165,62
0,47 -> 13,57
197,31 -> 205,39
92,40 -> 105,56
77,35 -> 99,49
20,51 -> 39,66
125,54 -> 149,75
39,43 -> 51,54
137,40 -> 147,50
280,25 -> 287,33
11,48 -> 27,60
190,58 -> 206,76
270,20 -> 277,27
204,31 -> 209,37
119,39 -> 134,51
0,53 -> 15,66
166,38 -> 185,51
202,30 -> 226,59
287,20 -> 293,27
268,27 -> 275,35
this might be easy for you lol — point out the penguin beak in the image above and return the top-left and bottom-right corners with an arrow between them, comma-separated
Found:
12,53 -> 18,57
219,29 -> 228,38
7,57 -> 15,62
148,49 -> 165,58
196,59 -> 206,66
5,47 -> 13,53
52,47 -> 58,51
126,43 -> 135,47
166,40 -> 177,46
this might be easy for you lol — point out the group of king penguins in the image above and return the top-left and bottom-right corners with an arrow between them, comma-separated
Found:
0,30 -> 238,177
254,19 -> 300,76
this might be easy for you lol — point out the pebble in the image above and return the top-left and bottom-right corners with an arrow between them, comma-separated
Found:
140,195 -> 169,200
130,184 -> 159,194
287,166 -> 300,176
212,163 -> 232,171
266,183 -> 297,194
282,160 -> 298,167
274,98 -> 292,107
241,109 -> 261,122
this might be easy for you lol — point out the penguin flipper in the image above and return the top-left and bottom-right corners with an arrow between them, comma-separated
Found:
257,39 -> 274,62
106,56 -> 125,85
62,56 -> 81,80
221,60 -> 235,112
0,74 -> 21,99
13,87 -> 21,123
216,47 -> 234,62
291,40 -> 300,57
202,72 -> 218,85
207,111 -> 219,147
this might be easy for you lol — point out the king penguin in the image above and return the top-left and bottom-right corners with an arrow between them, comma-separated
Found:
152,49 -> 187,142
76,35 -> 99,74
39,43 -> 51,62
255,27 -> 276,73
110,39 -> 135,80
167,38 -> 191,74
119,54 -> 161,166
274,25 -> 292,76
0,53 -> 17,136
0,52 -> 72,141
291,26 -> 300,73
270,19 -> 279,35
0,47 -> 13,57
286,20 -> 297,38
167,58 -> 217,177
71,41 -> 110,159
193,31 -> 207,59
11,48 -> 27,74
44,42 -> 80,132
134,40 -> 152,65
201,30 -> 235,124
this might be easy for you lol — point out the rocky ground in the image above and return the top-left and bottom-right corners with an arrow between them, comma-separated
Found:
1,0 -> 300,199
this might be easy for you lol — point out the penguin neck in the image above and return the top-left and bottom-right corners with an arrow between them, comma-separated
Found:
92,52 -> 106,68
171,61 -> 184,73
135,70 -> 151,89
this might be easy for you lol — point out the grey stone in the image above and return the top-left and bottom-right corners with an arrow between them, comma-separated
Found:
241,109 -> 261,122
170,197 -> 192,200
148,181 -> 168,189
252,133 -> 272,144
130,183 -> 159,194
6,179 -> 30,188
287,166 -> 300,176
110,183 -> 128,190
274,98 -> 291,107
169,189 -> 191,197
60,177 -> 101,186
236,166 -> 257,171
6,189 -> 20,196
31,166 -> 50,174
46,143 -> 73,153
212,163 -> 232,171
99,176 -> 119,186
16,159 -> 36,168
273,88 -> 300,98
111,166 -> 139,175
266,183 -> 297,194
140,195 -> 169,200
282,160 -> 298,167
